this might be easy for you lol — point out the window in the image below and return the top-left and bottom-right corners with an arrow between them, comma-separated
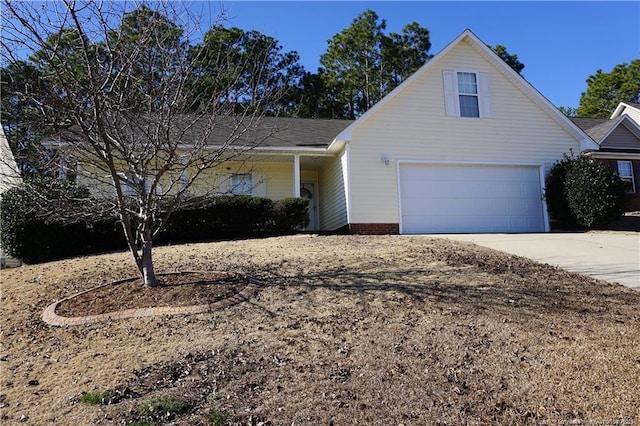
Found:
180,157 -> 189,194
119,173 -> 161,197
231,173 -> 252,195
617,160 -> 636,193
119,177 -> 136,196
54,150 -> 77,182
457,72 -> 479,117
119,173 -> 141,197
443,70 -> 493,118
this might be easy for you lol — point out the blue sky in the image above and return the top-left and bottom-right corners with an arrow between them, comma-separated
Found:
209,1 -> 639,109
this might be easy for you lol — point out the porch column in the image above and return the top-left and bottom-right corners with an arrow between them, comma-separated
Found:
293,154 -> 301,197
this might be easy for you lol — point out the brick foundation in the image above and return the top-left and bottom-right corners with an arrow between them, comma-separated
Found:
349,223 -> 400,235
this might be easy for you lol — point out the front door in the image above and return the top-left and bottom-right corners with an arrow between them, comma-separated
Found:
300,181 -> 318,231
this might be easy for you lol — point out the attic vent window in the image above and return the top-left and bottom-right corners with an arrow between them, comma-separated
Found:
457,72 -> 480,117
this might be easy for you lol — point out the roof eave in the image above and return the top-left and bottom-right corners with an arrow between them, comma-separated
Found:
589,151 -> 640,160
176,144 -> 333,155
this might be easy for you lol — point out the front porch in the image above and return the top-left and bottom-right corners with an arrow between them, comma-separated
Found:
243,149 -> 338,231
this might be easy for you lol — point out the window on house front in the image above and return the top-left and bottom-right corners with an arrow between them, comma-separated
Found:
457,72 -> 480,118
119,173 -> 161,197
53,149 -> 77,183
119,173 -> 141,197
617,160 -> 636,193
231,173 -> 252,195
180,160 -> 189,195
57,162 -> 77,183
443,70 -> 492,118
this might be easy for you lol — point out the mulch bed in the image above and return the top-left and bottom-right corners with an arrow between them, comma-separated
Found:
55,271 -> 247,317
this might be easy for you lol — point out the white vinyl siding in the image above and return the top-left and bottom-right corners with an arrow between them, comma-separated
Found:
620,106 -> 640,124
319,148 -> 349,230
0,127 -> 21,194
347,39 -> 582,226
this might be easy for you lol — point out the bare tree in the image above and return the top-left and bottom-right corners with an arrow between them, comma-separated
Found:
1,1 -> 289,286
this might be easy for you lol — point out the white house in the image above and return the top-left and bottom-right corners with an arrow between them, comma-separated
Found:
0,126 -> 21,194
1,125 -> 23,267
325,29 -> 597,234
52,29 -> 600,234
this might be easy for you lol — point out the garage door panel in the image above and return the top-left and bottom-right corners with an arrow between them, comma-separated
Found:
399,164 -> 545,234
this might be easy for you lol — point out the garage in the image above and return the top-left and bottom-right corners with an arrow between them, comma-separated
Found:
399,163 -> 546,234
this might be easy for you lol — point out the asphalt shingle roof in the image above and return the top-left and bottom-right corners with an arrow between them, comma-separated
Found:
212,116 -> 354,148
569,117 -> 616,143
51,116 -> 354,149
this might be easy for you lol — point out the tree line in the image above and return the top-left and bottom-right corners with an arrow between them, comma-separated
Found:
1,7 -> 527,154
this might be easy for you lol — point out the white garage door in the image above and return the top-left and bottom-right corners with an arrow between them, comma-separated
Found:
399,163 -> 545,234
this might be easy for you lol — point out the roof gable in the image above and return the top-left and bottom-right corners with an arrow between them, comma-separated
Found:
611,102 -> 640,120
600,117 -> 640,151
332,29 -> 596,151
571,115 -> 640,151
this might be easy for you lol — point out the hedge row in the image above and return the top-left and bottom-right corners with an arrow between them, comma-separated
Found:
156,195 -> 309,243
1,187 -> 309,264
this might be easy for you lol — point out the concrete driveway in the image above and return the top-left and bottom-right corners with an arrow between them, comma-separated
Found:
430,232 -> 640,290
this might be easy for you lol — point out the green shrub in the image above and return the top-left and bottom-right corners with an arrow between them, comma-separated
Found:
209,195 -> 274,236
545,154 -> 627,228
81,390 -> 116,405
273,197 -> 309,233
127,420 -> 153,426
564,156 -> 627,227
0,179 -> 121,263
137,396 -> 189,421
0,186 -> 28,258
158,195 -> 275,242
159,195 -> 308,242
544,155 -> 575,227
206,408 -> 228,426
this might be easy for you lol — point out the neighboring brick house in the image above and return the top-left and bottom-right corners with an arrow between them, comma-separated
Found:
571,103 -> 640,212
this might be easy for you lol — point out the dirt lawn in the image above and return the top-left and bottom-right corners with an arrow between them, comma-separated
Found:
1,235 -> 638,425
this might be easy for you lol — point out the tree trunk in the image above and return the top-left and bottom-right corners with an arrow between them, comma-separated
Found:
141,239 -> 159,287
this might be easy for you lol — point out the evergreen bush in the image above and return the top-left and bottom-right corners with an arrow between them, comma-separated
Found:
274,197 -> 310,233
545,154 -> 627,228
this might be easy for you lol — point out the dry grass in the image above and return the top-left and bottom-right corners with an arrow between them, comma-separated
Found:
0,235 -> 638,425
